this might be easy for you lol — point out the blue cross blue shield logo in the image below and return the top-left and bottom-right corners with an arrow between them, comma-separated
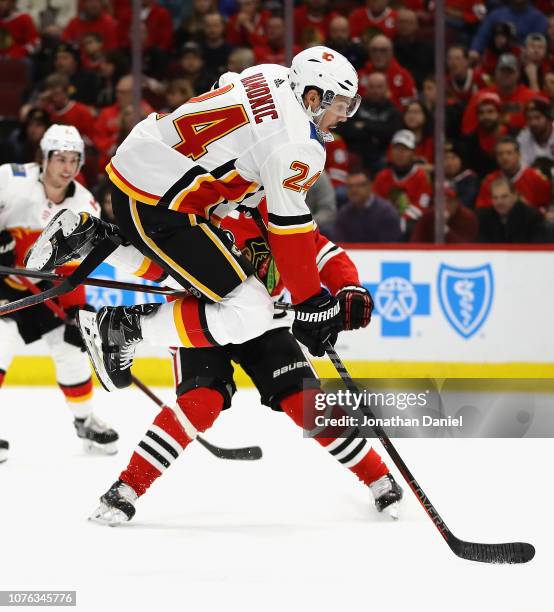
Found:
437,263 -> 494,339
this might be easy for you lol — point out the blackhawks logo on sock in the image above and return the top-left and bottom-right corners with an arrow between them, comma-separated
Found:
242,237 -> 280,295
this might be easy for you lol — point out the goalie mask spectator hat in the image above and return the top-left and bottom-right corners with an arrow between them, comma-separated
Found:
391,129 -> 416,150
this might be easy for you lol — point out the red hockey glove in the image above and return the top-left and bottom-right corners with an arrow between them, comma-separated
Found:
337,285 -> 373,331
292,290 -> 341,357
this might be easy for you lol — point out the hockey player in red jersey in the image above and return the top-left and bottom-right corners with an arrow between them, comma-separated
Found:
0,125 -> 118,458
28,47 -> 363,396
84,200 -> 403,525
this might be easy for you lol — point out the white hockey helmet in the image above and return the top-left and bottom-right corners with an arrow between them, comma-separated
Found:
289,46 -> 360,122
40,124 -> 85,169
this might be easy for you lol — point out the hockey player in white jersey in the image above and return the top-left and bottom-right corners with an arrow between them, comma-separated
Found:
27,47 -> 361,393
0,125 -> 118,457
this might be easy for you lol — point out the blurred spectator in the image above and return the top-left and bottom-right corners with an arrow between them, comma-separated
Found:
37,73 -> 95,143
226,47 -> 255,73
444,141 -> 480,208
294,0 -> 337,46
253,14 -> 301,66
1,108 -> 50,164
324,134 -> 349,193
337,72 -> 402,173
403,99 -> 434,166
333,171 -> 402,242
17,1 -> 77,37
373,129 -> 432,233
463,92 -> 507,178
62,0 -> 118,50
543,71 -> 554,104
517,97 -> 554,167
349,0 -> 398,41
94,49 -> 130,107
462,53 -> 536,134
470,0 -> 547,62
200,12 -> 234,77
117,0 -> 173,52
476,136 -> 552,210
94,177 -> 116,222
445,0 -> 486,46
164,79 -> 194,112
521,33 -> 551,92
358,34 -> 417,110
171,42 -> 217,95
548,14 -> 554,63
446,45 -> 487,105
305,171 -> 337,234
411,182 -> 479,243
325,15 -> 367,71
157,0 -> 189,28
175,0 -> 218,47
226,0 -> 270,48
393,9 -> 434,88
478,21 -> 520,76
93,75 -> 154,170
420,75 -> 437,114
53,42 -> 99,105
478,177 -> 547,242
81,32 -> 104,71
0,0 -> 39,58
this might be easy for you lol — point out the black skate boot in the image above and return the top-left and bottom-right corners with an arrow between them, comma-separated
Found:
74,414 -> 119,455
77,304 -> 160,392
25,209 -> 125,271
369,473 -> 403,519
0,439 -> 9,463
89,480 -> 138,526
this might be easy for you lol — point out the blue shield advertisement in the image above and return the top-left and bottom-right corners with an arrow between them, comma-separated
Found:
437,263 -> 494,339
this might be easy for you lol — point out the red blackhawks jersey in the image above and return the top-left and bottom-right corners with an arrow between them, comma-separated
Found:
106,63 -> 327,304
0,162 -> 100,308
372,165 -> 432,220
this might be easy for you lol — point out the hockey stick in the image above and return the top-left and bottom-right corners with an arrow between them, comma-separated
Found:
13,275 -> 261,462
0,237 -> 121,317
274,302 -> 535,564
130,376 -> 263,461
0,265 -> 186,297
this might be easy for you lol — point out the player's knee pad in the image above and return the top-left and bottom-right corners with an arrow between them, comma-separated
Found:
175,387 -> 225,433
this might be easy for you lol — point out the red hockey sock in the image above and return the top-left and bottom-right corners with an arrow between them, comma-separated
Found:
280,390 -> 389,486
120,387 -> 223,496
0,370 -> 5,387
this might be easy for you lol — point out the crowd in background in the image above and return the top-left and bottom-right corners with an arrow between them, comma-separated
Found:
1,0 -> 554,243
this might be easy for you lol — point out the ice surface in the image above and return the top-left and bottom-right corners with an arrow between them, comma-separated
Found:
0,387 -> 550,612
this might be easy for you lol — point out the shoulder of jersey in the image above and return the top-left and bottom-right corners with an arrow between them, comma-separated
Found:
1,162 -> 38,179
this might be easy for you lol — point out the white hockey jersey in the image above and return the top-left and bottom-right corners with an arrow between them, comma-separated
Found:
106,64 -> 327,302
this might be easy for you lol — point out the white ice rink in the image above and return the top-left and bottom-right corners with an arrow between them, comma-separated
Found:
0,386 -> 550,612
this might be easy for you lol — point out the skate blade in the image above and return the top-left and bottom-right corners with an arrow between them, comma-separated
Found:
385,502 -> 400,520
77,310 -> 116,392
82,440 -> 118,455
25,209 -> 80,270
89,503 -> 129,526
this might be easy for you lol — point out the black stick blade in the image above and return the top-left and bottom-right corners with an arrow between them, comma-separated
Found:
451,538 -> 535,564
196,436 -> 263,461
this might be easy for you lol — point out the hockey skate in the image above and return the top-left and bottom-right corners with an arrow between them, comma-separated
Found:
74,414 -> 119,455
89,480 -> 137,526
0,439 -> 9,463
369,473 -> 403,519
78,304 -> 159,392
25,209 -> 121,271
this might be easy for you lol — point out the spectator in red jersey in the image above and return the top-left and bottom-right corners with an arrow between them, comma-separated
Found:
477,21 -> 520,77
446,45 -> 488,105
199,12 -> 234,78
463,93 -> 507,178
476,136 -> 552,211
116,0 -> 173,52
333,171 -> 402,242
81,32 -> 104,72
411,182 -> 479,243
38,73 -> 95,144
462,53 -> 536,134
53,42 -> 99,106
393,9 -> 434,88
0,0 -> 39,58
253,14 -> 301,66
226,0 -> 270,48
174,0 -> 218,48
478,177 -> 547,243
170,41 -> 217,95
324,133 -> 349,192
373,129 -> 433,236
445,0 -> 486,47
517,97 -> 554,168
349,0 -> 398,41
325,15 -> 367,71
358,34 -> 417,110
93,75 -> 154,171
521,33 -> 552,92
402,99 -> 434,168
62,0 -> 118,50
294,0 -> 337,46
444,141 -> 480,208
